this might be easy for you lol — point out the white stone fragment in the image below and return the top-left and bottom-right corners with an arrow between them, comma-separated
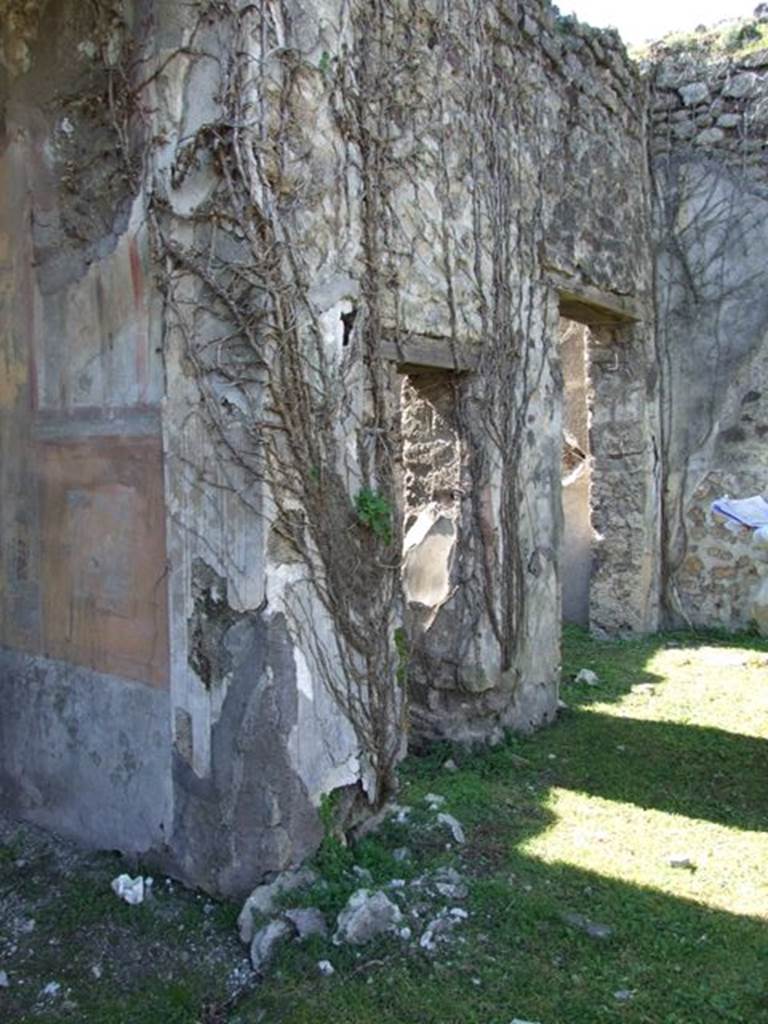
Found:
249,918 -> 293,972
238,867 -> 317,943
574,669 -> 600,686
334,889 -> 403,945
110,874 -> 145,905
424,793 -> 446,808
317,959 -> 335,976
668,854 -> 695,869
0,970 -> 9,988
614,989 -> 636,1002
42,981 -> 61,997
437,813 -> 466,844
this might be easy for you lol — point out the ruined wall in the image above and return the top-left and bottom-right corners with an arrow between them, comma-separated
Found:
1,0 -> 662,895
397,1 -> 659,740
651,49 -> 768,629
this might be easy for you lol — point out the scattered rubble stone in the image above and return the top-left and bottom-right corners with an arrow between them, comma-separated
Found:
574,669 -> 600,686
283,907 -> 328,940
317,959 -> 335,976
442,758 -> 459,773
334,889 -> 403,945
561,911 -> 614,940
437,813 -> 466,844
424,793 -> 446,809
668,855 -> 696,870
433,866 -> 468,900
249,919 -> 293,972
393,847 -> 411,863
0,970 -> 9,988
237,867 -> 317,943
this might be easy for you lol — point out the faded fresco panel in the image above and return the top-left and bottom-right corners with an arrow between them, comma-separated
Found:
38,437 -> 169,687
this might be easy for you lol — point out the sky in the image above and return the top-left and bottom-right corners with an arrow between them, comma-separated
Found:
564,0 -> 759,45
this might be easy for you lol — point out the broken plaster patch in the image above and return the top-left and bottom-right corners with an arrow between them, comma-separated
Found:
403,507 -> 456,610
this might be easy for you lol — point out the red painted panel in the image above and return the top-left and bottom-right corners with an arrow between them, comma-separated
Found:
38,436 -> 169,687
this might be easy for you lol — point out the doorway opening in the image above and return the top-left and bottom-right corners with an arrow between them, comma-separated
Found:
560,316 -> 592,627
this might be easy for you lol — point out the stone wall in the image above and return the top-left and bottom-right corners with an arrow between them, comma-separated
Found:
651,49 -> 768,629
1,0 -> 664,894
382,0 -> 660,741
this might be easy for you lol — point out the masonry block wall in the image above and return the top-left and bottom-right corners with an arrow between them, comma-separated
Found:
651,48 -> 768,629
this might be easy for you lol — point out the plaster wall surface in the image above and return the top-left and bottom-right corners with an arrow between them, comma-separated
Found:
0,647 -> 171,856
0,0 -> 171,858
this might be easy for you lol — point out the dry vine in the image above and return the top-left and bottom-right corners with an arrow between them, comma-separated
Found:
87,0 -> 555,821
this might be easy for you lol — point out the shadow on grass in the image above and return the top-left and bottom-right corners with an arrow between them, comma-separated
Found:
550,710 -> 768,832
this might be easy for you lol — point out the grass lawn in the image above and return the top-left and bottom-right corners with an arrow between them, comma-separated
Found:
2,627 -> 768,1023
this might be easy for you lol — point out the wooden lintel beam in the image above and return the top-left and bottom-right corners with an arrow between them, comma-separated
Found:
548,271 -> 643,325
379,337 -> 478,372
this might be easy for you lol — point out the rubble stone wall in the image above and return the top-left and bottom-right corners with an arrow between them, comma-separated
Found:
651,49 -> 768,629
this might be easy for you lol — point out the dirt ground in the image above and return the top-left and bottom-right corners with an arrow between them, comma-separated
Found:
0,810 -> 252,1023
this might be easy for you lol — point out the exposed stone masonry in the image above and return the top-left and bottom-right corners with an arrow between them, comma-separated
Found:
651,46 -> 768,630
650,48 -> 768,178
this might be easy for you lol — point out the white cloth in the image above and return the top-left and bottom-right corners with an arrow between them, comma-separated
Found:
710,495 -> 768,529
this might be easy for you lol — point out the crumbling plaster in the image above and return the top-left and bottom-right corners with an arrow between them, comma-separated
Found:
6,0 -> 765,896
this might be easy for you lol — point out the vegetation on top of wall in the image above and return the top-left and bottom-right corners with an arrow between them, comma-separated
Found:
631,14 -> 768,62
